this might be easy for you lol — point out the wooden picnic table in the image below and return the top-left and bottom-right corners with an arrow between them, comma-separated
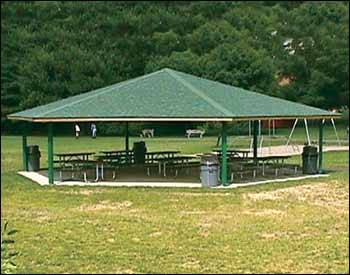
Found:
226,155 -> 291,165
213,149 -> 251,159
186,129 -> 205,138
145,150 -> 180,163
99,150 -> 134,165
240,155 -> 291,163
99,150 -> 134,156
55,152 -> 95,167
91,150 -> 183,180
154,155 -> 199,177
227,155 -> 294,180
54,158 -> 97,182
243,155 -> 292,176
95,154 -> 129,162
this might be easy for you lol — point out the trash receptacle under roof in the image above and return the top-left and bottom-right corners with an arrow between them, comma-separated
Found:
8,68 -> 340,122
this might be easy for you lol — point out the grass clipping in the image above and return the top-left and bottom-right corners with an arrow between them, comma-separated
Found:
78,200 -> 133,212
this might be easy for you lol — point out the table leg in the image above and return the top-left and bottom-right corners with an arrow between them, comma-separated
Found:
262,162 -> 265,176
95,163 -> 99,182
84,172 -> 88,182
101,163 -> 104,180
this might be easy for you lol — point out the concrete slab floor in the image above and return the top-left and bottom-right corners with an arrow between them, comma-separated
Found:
18,171 -> 329,189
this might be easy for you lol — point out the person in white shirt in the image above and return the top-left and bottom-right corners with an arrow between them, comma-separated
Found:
75,123 -> 81,139
91,123 -> 97,139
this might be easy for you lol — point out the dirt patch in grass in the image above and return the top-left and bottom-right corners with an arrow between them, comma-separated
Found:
259,231 -> 322,240
243,209 -> 285,217
182,258 -> 201,269
31,209 -> 53,223
42,188 -> 106,196
245,182 -> 349,214
111,268 -> 134,274
181,210 -> 207,215
77,200 -> 133,212
244,192 -> 283,201
70,189 -> 104,196
260,232 -> 280,239
149,231 -> 162,237
14,208 -> 54,223
172,192 -> 234,197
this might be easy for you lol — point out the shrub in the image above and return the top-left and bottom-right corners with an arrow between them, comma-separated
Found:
1,221 -> 18,274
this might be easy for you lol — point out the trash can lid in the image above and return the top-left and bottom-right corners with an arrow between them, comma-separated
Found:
201,161 -> 219,166
27,145 -> 40,153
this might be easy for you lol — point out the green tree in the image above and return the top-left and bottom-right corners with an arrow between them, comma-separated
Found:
1,1 -> 348,135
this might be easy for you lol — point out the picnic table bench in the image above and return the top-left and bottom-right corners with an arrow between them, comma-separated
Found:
91,150 -> 186,180
186,129 -> 205,138
54,152 -> 134,182
153,155 -> 199,177
229,162 -> 258,181
141,129 -> 154,138
145,151 -> 180,163
55,152 -> 95,166
224,154 -> 297,181
54,152 -> 96,181
241,155 -> 294,176
99,150 -> 134,157
99,150 -> 134,164
213,149 -> 251,159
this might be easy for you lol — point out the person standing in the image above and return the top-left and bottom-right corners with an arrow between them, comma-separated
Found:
91,123 -> 97,139
75,123 -> 81,139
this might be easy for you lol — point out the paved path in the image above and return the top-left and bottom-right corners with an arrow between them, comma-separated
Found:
253,145 -> 348,157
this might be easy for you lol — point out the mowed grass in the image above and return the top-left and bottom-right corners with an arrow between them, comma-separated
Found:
1,127 -> 349,274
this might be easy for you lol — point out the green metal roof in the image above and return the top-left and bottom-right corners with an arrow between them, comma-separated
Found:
8,68 -> 339,122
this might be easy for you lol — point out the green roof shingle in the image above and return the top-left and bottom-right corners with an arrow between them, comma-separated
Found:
8,68 -> 339,122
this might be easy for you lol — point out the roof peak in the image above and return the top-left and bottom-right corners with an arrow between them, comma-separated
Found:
161,67 -> 174,72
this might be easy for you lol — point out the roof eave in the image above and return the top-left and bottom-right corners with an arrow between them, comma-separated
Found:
7,115 -> 34,122
7,114 -> 341,123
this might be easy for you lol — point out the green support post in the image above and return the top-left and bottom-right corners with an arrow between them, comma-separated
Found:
221,122 -> 228,186
48,123 -> 54,184
22,123 -> 28,171
125,122 -> 130,163
318,119 -> 324,173
125,122 -> 129,152
253,120 -> 259,164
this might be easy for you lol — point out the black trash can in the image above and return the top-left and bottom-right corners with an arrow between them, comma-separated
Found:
302,145 -> 318,174
133,141 -> 147,164
200,154 -> 219,187
27,145 -> 41,171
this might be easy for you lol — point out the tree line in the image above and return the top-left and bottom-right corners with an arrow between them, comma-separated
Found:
1,1 -> 349,134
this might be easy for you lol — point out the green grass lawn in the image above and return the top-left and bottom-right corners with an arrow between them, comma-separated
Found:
1,128 -> 349,274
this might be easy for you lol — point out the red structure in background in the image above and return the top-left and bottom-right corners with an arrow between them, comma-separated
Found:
267,74 -> 296,129
262,119 -> 295,129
